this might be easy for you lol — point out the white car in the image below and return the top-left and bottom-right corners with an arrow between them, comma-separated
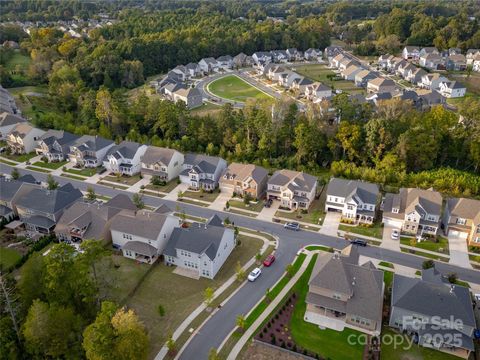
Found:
391,229 -> 400,240
248,267 -> 262,282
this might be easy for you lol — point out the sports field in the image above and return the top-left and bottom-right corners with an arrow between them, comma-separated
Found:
207,75 -> 272,102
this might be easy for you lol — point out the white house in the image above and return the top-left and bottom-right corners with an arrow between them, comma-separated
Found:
419,73 -> 449,90
179,153 -> 227,191
216,55 -> 233,70
305,82 -> 332,101
304,48 -> 322,61
103,141 -> 148,176
325,178 -> 379,224
111,211 -> 180,264
164,215 -> 235,279
6,123 -> 45,154
68,135 -> 115,168
198,58 -> 219,73
402,46 -> 420,60
140,146 -> 184,181
252,52 -> 272,65
438,81 -> 466,98
0,113 -> 27,140
267,169 -> 317,210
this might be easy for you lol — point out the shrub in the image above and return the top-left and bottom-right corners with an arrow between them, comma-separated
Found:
271,337 -> 276,345
259,333 -> 263,339
263,327 -> 267,333
158,304 -> 165,317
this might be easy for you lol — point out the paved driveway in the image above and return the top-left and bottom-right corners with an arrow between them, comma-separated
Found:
256,200 -> 280,221
163,183 -> 189,201
319,211 -> 341,236
208,191 -> 231,211
448,234 -> 472,269
381,224 -> 400,251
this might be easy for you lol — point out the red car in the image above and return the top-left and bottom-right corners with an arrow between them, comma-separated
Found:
263,254 -> 276,267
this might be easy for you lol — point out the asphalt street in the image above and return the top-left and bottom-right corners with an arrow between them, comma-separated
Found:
2,164 -> 479,360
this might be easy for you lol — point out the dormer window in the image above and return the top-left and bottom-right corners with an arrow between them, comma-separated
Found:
392,208 -> 399,214
456,218 -> 466,225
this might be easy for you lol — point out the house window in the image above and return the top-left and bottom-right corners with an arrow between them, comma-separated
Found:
332,293 -> 341,300
456,218 -> 466,225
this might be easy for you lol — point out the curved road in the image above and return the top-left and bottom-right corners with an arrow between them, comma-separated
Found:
2,164 -> 479,360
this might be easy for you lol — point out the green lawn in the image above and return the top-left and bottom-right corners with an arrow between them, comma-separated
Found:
289,254 -> 364,360
304,245 -> 334,252
400,236 -> 449,255
103,174 -> 142,186
208,75 -> 272,102
0,158 -> 18,166
25,166 -> 50,173
2,152 -> 37,163
275,197 -> 325,225
32,160 -> 68,170
229,199 -> 265,212
383,271 -> 394,288
3,50 -> 31,84
182,190 -> 220,202
381,328 -> 461,360
339,222 -> 384,239
61,173 -> 86,181
295,64 -> 364,94
400,248 -> 449,262
0,247 -> 22,270
97,181 -> 129,190
64,167 -> 98,177
144,180 -> 179,193
379,261 -> 394,268
228,208 -> 257,217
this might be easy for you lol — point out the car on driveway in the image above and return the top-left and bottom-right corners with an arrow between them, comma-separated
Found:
391,229 -> 400,240
351,238 -> 368,247
284,222 -> 300,231
263,254 -> 276,267
248,268 -> 262,282
264,198 -> 273,208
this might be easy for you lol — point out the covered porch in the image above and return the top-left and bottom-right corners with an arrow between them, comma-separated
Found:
122,241 -> 158,265
23,215 -> 56,234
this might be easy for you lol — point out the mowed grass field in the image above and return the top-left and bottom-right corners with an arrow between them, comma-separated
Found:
294,64 -> 365,94
208,75 -> 272,102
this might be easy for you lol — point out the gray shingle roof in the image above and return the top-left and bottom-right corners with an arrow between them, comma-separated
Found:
0,204 -> 13,216
110,211 -> 171,240
326,177 -> 379,205
268,169 -> 317,193
15,184 -> 82,214
123,241 -> 157,257
73,135 -> 114,152
141,146 -> 180,166
184,153 -> 223,174
105,194 -> 136,211
107,141 -> 142,160
0,178 -> 38,202
40,130 -> 80,147
0,112 -> 27,127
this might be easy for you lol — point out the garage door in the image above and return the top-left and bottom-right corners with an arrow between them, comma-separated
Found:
383,218 -> 403,229
449,230 -> 468,239
219,184 -> 234,194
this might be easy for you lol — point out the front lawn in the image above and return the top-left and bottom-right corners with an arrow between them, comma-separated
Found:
228,199 -> 265,212
208,74 -> 272,102
400,236 -> 449,255
0,246 -> 22,270
275,197 -> 325,225
103,174 -> 142,186
2,152 -> 37,163
64,167 -> 99,177
182,189 -> 220,202
339,222 -> 384,239
32,160 -> 68,170
144,180 -> 179,193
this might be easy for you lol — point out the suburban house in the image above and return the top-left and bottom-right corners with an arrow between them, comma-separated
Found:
342,64 -> 363,81
216,55 -> 233,70
14,183 -> 83,234
7,123 -> 45,155
405,67 -> 427,85
140,146 -> 184,181
172,87 -> 203,109
304,48 -> 322,61
443,197 -> 480,246
267,66 -> 289,81
103,141 -> 148,176
397,62 -> 416,78
378,54 -> 394,69
252,51 -> 272,65
290,77 -> 314,93
68,135 -> 115,168
416,89 -> 446,109
286,48 -> 298,61
267,169 -> 317,210
233,53 -> 253,68
0,112 -> 27,140
448,48 -> 462,56
163,81 -> 186,98
329,53 -> 345,68
55,194 -> 136,244
466,49 -> 480,64
305,82 -> 332,101
419,47 -> 439,58
419,53 -> 443,70
198,58 -> 219,73
185,63 -> 201,78
473,54 -> 480,72
419,73 -> 449,90
304,245 -> 383,336
0,85 -> 18,114
382,187 -> 443,236
164,215 -> 235,279
219,163 -> 268,199
325,178 -> 379,224
402,46 -> 420,60
179,153 -> 227,191
367,77 -> 396,94
445,54 -> 467,71
338,57 -> 358,72
0,204 -> 15,223
389,268 -> 475,358
171,65 -> 189,81
111,210 -> 180,264
324,45 -> 343,60
36,130 -> 80,162
438,81 -> 466,98
279,71 -> 302,88
354,70 -> 377,87
270,50 -> 288,63
366,92 -> 392,106
0,176 -> 40,219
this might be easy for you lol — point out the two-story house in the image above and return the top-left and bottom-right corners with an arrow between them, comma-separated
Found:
0,176 -> 40,220
442,197 -> 480,247
354,70 -> 377,88
103,141 -> 148,176
140,146 -> 184,182
305,245 -> 383,335
304,48 -> 322,61
390,268 -> 475,358
14,183 -> 83,234
55,194 -> 136,244
0,112 -> 27,140
267,169 -> 317,210
164,215 -> 235,279
382,187 -> 443,236
342,64 -> 363,81
36,130 -> 80,162
172,87 -> 203,109
68,135 -> 115,168
419,73 -> 449,90
402,46 -> 420,60
219,163 -> 268,199
304,82 -> 332,101
198,58 -> 219,74
111,210 -> 180,264
367,77 -> 396,94
179,154 -> 227,191
7,123 -> 45,154
325,178 -> 380,224
438,81 -> 466,98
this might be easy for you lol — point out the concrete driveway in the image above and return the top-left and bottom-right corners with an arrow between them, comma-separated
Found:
319,211 -> 341,237
208,191 -> 232,211
381,224 -> 400,251
163,183 -> 189,201
256,200 -> 280,221
448,234 -> 472,269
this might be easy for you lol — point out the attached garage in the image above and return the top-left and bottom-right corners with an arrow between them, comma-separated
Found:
219,183 -> 234,194
448,230 -> 468,239
382,217 -> 403,229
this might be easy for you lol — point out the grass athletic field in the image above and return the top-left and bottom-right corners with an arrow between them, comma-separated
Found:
207,74 -> 272,102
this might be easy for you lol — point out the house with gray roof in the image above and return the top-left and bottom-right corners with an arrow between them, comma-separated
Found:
172,87 -> 203,109
383,187 -> 443,236
304,82 -> 332,101
56,194 -> 136,244
304,48 -> 322,61
219,163 -> 268,199
402,46 -> 420,60
36,130 -> 80,162
179,153 -> 227,191
305,245 -> 384,335
389,269 -> 475,358
270,50 -> 288,63
442,197 -> 480,247
171,65 -> 189,81
216,55 -> 233,70
233,53 -> 253,68
14,183 -> 83,234
367,77 -> 396,94
7,123 -> 45,154
267,169 -> 317,210
68,135 -> 114,168
185,63 -> 201,78
354,69 -> 377,88
416,89 -> 446,109
164,215 -> 235,279
290,77 -> 314,94
341,64 -> 364,81
198,57 -> 219,73
0,112 -> 27,140
0,86 -> 18,115
103,141 -> 148,176
324,46 -> 343,60
438,81 -> 466,98
110,210 -> 179,264
0,176 -> 40,222
141,146 -> 184,181
325,178 -> 380,224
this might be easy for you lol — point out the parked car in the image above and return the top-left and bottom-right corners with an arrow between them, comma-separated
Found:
351,238 -> 367,247
391,229 -> 400,240
248,267 -> 262,282
284,222 -> 300,231
264,198 -> 273,208
263,254 -> 276,267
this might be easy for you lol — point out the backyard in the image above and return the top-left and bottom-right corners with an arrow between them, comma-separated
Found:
0,246 -> 22,271
2,50 -> 32,84
207,75 -> 272,102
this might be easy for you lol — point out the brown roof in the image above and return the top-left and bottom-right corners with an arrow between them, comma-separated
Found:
221,163 -> 268,184
447,198 -> 480,222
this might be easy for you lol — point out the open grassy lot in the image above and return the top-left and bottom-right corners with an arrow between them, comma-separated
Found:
339,221 -> 384,239
208,75 -> 272,102
0,246 -> 22,270
3,50 -> 31,84
400,236 -> 449,254
103,174 -> 142,186
229,199 -> 265,212
182,189 -> 220,202
2,152 -> 37,163
122,235 -> 262,357
32,160 -> 67,170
